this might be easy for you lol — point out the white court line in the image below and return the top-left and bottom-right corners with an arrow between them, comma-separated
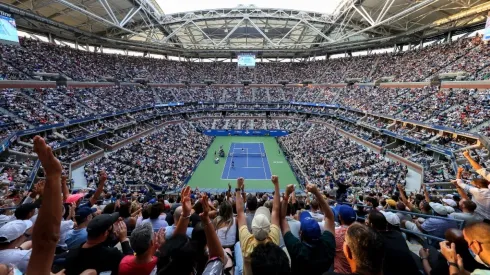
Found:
262,143 -> 273,178
226,143 -> 235,179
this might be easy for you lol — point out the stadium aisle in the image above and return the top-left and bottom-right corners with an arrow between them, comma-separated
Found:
71,166 -> 87,189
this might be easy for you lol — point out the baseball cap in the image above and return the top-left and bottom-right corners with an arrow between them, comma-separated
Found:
75,207 -> 97,224
381,211 -> 400,226
66,193 -> 85,204
445,206 -> 455,214
429,202 -> 448,216
251,206 -> 271,241
87,212 -> 119,237
338,205 -> 357,224
442,199 -> 457,207
386,199 -> 397,207
299,211 -> 322,242
14,203 -> 39,220
0,220 -> 33,243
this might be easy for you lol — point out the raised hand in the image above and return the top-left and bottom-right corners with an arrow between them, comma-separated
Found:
285,184 -> 295,196
153,228 -> 166,249
271,175 -> 279,186
457,166 -> 464,174
463,150 -> 470,158
439,241 -> 457,263
99,170 -> 108,183
306,183 -> 318,194
397,183 -> 404,191
114,220 -> 127,242
200,194 -> 210,218
237,177 -> 244,190
33,136 -> 62,176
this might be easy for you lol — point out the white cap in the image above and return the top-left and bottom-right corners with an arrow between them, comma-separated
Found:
381,211 -> 400,226
0,220 -> 32,243
251,206 -> 271,241
442,199 -> 457,207
429,202 -> 448,216
445,206 -> 455,214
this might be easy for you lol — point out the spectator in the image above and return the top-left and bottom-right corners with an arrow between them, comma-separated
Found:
250,242 -> 291,275
65,207 -> 97,249
119,223 -> 165,275
64,213 -> 133,274
246,195 -> 258,231
236,177 -> 281,275
0,220 -> 33,273
142,203 -> 168,231
402,202 -> 458,240
324,223 -> 384,275
367,210 -> 420,275
213,200 -> 236,248
280,183 -> 335,275
334,205 -> 357,273
449,199 -> 484,226
164,206 -> 193,239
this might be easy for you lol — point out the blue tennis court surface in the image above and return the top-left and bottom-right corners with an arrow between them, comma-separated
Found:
221,142 -> 272,180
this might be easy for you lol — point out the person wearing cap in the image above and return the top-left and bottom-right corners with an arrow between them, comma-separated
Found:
281,183 -> 335,275
63,213 -> 133,275
402,202 -> 458,240
0,220 -> 33,273
65,207 -> 97,249
453,165 -> 490,221
236,176 -> 281,275
366,210 -> 420,275
449,199 -> 483,227
334,205 -> 357,273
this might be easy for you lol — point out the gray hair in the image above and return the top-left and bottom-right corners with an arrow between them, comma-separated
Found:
130,222 -> 153,255
173,206 -> 183,223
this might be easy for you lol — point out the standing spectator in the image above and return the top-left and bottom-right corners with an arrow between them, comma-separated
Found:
142,203 -> 168,231
164,206 -> 193,239
324,223 -> 384,275
367,210 -> 420,275
280,183 -> 336,275
64,213 -> 133,274
246,195 -> 258,231
440,222 -> 490,274
65,207 -> 96,249
213,201 -> 236,248
236,177 -> 281,275
334,205 -> 357,273
449,199 -> 484,226
0,220 -> 33,273
454,157 -> 490,221
119,223 -> 165,275
250,242 -> 291,275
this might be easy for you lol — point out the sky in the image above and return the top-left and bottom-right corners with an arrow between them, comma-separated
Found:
155,0 -> 343,15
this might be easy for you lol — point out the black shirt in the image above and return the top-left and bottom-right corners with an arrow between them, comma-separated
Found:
64,240 -> 132,275
378,230 -> 419,275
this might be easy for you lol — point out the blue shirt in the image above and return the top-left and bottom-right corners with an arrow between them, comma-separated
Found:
65,228 -> 88,249
421,217 -> 458,239
142,217 -> 169,231
165,225 -> 193,239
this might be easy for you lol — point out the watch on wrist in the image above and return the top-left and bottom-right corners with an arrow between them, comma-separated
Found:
447,261 -> 459,269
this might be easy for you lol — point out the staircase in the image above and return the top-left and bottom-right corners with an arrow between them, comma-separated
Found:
224,120 -> 230,129
367,56 -> 381,80
275,120 -> 280,129
153,88 -> 163,103
305,124 -> 315,135
211,119 -> 218,129
237,120 -> 243,129
178,124 -> 188,135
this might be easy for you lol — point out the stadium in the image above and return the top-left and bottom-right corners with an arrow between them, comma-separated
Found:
0,0 -> 489,274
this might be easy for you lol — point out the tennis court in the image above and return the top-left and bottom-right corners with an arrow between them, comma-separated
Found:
221,142 -> 272,180
187,136 -> 298,192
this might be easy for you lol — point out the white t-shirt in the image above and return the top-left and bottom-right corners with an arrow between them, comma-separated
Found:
0,249 -> 31,273
456,178 -> 490,220
216,217 -> 236,247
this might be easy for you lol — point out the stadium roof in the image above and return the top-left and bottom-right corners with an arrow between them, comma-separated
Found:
2,0 -> 490,58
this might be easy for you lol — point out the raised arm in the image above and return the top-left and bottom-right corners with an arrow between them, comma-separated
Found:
397,184 -> 414,209
235,177 -> 246,229
422,184 -> 430,203
306,183 -> 334,234
463,150 -> 483,171
27,136 -> 63,275
173,186 -> 191,237
89,171 -> 107,206
280,184 -> 295,236
61,175 -> 69,203
200,194 -> 225,263
271,175 -> 280,227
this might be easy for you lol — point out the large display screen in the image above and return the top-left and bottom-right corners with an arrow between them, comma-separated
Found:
238,53 -> 256,67
0,11 -> 19,44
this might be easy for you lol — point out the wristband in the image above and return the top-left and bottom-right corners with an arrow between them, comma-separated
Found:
182,214 -> 191,219
420,257 -> 428,261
